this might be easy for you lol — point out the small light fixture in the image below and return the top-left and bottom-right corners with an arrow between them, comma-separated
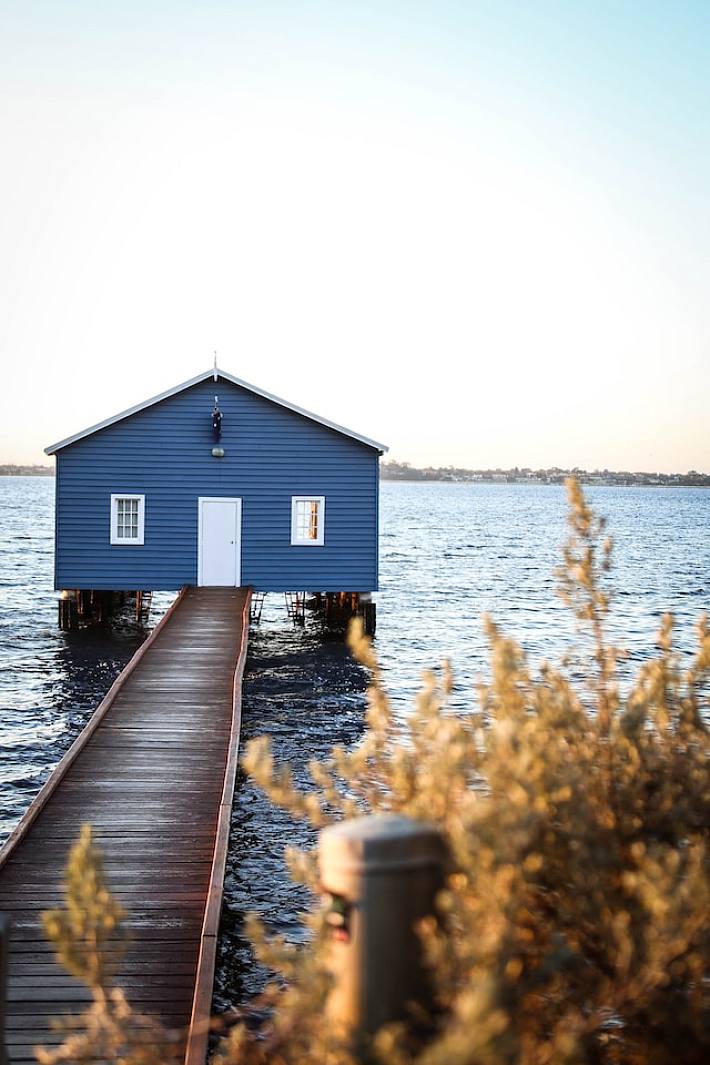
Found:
211,446 -> 225,458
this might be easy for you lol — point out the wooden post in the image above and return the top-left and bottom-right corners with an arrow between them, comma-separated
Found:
362,601 -> 376,635
58,590 -> 78,630
0,914 -> 9,1065
59,589 -> 124,629
318,815 -> 446,1054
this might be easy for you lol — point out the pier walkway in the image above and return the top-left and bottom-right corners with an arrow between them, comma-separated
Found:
0,586 -> 251,1064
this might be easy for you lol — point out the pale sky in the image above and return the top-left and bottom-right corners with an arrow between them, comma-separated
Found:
1,1 -> 708,472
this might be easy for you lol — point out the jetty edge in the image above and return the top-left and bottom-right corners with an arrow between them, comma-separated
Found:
0,585 -> 251,1064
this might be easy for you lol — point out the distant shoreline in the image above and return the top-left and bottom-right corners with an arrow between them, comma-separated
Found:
381,462 -> 710,489
2,465 -> 708,490
382,477 -> 710,489
0,466 -> 54,477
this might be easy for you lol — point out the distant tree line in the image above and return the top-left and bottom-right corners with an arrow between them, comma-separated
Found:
381,460 -> 710,487
0,464 -> 53,476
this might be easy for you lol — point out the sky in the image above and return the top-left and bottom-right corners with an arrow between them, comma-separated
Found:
1,1 -> 708,472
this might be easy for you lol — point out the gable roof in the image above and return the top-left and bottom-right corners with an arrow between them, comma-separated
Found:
45,368 -> 388,455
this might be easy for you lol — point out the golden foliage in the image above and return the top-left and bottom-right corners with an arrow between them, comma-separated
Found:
37,824 -> 180,1065
42,824 -> 126,995
234,479 -> 710,1065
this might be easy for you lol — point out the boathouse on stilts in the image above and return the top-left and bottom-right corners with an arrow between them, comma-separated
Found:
45,366 -> 387,633
0,368 -> 386,1060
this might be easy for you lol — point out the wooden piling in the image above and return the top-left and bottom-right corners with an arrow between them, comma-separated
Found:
315,592 -> 376,636
57,589 -> 154,630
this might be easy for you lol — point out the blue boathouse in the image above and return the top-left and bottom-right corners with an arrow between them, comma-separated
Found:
46,368 -> 387,624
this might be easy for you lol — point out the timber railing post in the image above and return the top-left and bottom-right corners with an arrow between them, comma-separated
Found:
0,914 -> 9,1065
318,814 -> 446,1055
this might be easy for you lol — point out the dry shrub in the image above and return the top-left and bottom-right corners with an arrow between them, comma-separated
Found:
235,479 -> 710,1065
38,824 -> 180,1065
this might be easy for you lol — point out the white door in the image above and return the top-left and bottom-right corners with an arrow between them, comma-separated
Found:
198,497 -> 241,586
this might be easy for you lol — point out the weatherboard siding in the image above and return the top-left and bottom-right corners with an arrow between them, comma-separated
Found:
54,377 -> 379,592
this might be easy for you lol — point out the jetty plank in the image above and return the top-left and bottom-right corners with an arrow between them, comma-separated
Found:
0,586 -> 250,1063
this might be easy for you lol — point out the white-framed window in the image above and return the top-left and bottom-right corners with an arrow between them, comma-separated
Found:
291,496 -> 325,546
110,494 -> 145,545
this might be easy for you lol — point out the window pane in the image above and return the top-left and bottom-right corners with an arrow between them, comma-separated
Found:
293,498 -> 321,542
115,497 -> 140,540
296,501 -> 306,537
308,501 -> 318,540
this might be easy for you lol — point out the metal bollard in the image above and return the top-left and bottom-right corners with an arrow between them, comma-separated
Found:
0,914 -> 9,1065
318,814 -> 446,1048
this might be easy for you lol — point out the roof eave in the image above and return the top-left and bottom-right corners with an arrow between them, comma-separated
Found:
44,370 -> 212,455
216,369 -> 389,453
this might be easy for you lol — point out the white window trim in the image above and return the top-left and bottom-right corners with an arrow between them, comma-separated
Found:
110,494 -> 145,546
291,495 -> 325,546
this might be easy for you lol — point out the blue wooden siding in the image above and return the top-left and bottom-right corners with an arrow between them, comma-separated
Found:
54,376 -> 380,592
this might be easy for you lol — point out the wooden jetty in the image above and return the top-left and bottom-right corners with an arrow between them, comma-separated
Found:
0,586 -> 251,1064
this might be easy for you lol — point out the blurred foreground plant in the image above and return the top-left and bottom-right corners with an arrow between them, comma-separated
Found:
233,479 -> 710,1065
37,824 -> 179,1065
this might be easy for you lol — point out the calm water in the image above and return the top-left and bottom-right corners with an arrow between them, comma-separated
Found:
0,477 -> 708,1012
